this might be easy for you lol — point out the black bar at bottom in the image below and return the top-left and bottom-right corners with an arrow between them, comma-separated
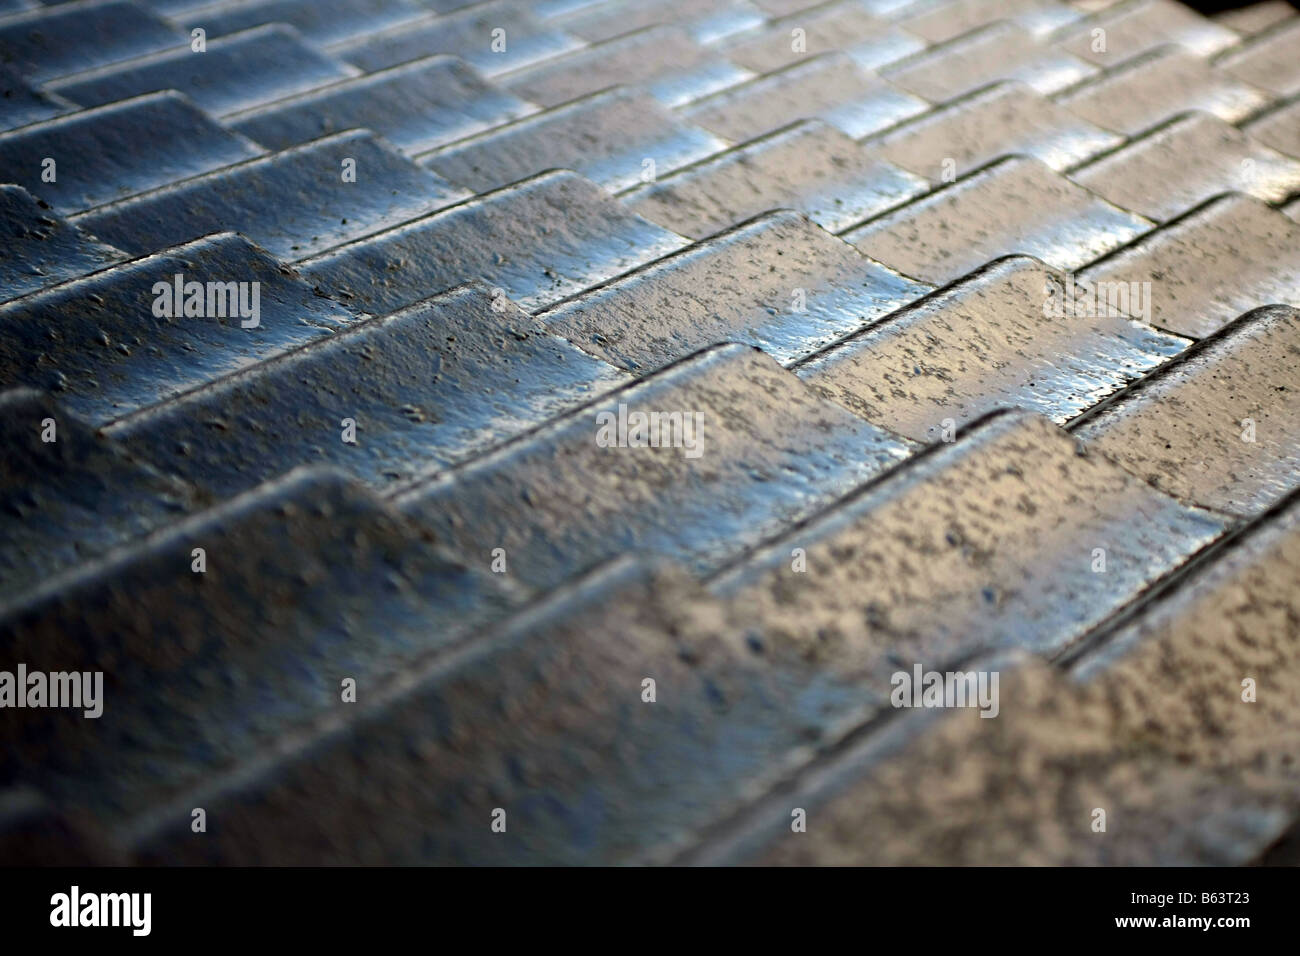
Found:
0,865 -> 1285,942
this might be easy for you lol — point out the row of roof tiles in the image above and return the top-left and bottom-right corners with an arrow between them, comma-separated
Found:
0,0 -> 1297,864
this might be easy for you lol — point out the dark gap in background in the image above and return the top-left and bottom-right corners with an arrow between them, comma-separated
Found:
1180,0 -> 1296,15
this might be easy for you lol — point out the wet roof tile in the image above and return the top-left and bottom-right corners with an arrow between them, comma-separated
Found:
0,233 -> 353,422
554,0 -> 765,44
0,388 -> 196,605
1213,1 -> 1296,35
299,169 -> 690,312
178,0 -> 427,47
497,24 -> 753,107
0,92 -> 264,213
680,51 -> 929,141
419,87 -> 727,192
71,129 -> 468,261
719,3 -> 925,73
881,21 -> 1097,101
795,255 -> 1189,440
1243,95 -> 1300,158
1055,0 -> 1240,65
47,24 -> 360,118
709,410 -> 1227,671
1074,305 -> 1300,517
1070,111 -> 1300,220
542,209 -> 930,371
1055,43 -> 1272,136
844,155 -> 1152,285
0,468 -> 522,826
127,557 -> 859,864
716,494 -> 1300,864
0,64 -> 74,132
109,284 -> 632,496
621,118 -> 929,237
327,0 -> 585,76
1214,15 -> 1300,98
0,185 -> 124,302
0,0 -> 183,84
397,343 -> 912,590
865,79 -> 1122,180
2,0 -> 1299,867
1079,192 -> 1300,337
902,0 -> 1082,42
226,55 -> 537,154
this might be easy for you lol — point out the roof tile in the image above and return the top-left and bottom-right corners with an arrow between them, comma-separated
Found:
542,209 -> 930,370
1070,111 -> 1300,220
621,118 -> 929,237
299,169 -> 690,313
866,79 -> 1122,180
681,51 -> 929,141
796,255 -> 1189,439
420,87 -> 727,193
1074,305 -> 1300,517
1079,192 -> 1300,336
844,155 -> 1152,285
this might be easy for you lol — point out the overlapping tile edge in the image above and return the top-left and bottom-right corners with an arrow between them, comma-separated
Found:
0,0 -> 1298,866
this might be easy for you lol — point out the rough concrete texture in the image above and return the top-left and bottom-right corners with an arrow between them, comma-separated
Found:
697,491 -> 1300,865
721,657 -> 1296,865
